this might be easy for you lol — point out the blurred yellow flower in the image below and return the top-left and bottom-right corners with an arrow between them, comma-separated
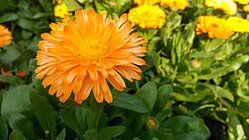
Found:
146,117 -> 159,129
205,0 -> 237,15
0,25 -> 12,48
196,16 -> 234,39
128,5 -> 166,28
35,9 -> 147,104
160,0 -> 188,10
233,0 -> 249,4
134,0 -> 160,5
227,16 -> 249,33
243,4 -> 249,12
54,4 -> 68,18
100,10 -> 107,15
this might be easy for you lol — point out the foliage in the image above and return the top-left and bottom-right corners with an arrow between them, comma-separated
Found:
0,0 -> 249,140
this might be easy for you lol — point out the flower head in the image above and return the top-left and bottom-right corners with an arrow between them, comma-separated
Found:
0,25 -> 12,48
35,9 -> 147,104
160,0 -> 188,10
226,16 -> 249,33
233,0 -> 249,4
196,16 -> 234,39
128,5 -> 166,29
1,68 -> 12,76
17,71 -> 26,78
134,0 -> 160,5
205,0 -> 237,15
54,4 -> 68,18
243,4 -> 249,12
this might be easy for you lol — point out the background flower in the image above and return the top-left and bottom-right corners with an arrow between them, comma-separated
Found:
205,0 -> 237,15
128,5 -> 166,28
0,25 -> 12,48
196,16 -> 234,39
243,4 -> 249,12
134,0 -> 160,5
227,16 -> 249,33
160,0 -> 188,10
54,3 -> 68,18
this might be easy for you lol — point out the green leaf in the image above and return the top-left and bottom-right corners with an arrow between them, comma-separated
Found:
0,0 -> 16,10
167,12 -> 182,30
98,126 -> 126,140
198,55 -> 249,80
38,0 -> 52,13
60,109 -> 84,140
0,13 -> 18,23
227,110 -> 246,140
75,106 -> 88,133
0,117 -> 8,140
111,91 -> 149,113
202,84 -> 234,102
206,38 -> 226,52
155,84 -> 173,112
171,92 -> 207,103
56,128 -> 66,140
236,101 -> 249,114
148,51 -> 160,73
84,129 -> 98,140
159,115 -> 210,140
1,85 -> 32,120
64,0 -> 83,12
17,17 -> 36,31
0,75 -> 25,86
155,109 -> 172,123
8,113 -> 36,140
30,90 -> 56,140
0,46 -> 21,64
9,130 -> 27,140
135,81 -> 157,111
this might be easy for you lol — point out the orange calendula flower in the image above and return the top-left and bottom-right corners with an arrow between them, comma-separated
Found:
196,16 -> 234,39
233,0 -> 249,4
1,68 -> 12,76
205,0 -> 237,15
0,25 -> 12,48
17,70 -> 26,78
54,4 -> 68,18
35,9 -> 147,104
227,16 -> 249,33
160,0 -> 188,10
134,0 -> 160,5
243,4 -> 249,12
128,5 -> 166,29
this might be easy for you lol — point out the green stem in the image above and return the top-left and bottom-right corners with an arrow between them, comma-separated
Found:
87,96 -> 104,130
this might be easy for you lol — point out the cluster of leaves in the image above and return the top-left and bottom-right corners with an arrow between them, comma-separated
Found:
0,0 -> 249,140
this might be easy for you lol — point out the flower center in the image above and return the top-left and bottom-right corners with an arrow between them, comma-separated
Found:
79,40 -> 104,62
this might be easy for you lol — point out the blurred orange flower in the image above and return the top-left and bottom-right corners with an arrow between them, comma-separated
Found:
17,71 -> 26,78
196,16 -> 234,39
160,0 -> 188,10
1,68 -> 12,76
35,9 -> 147,104
0,25 -> 12,48
128,5 -> 166,29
